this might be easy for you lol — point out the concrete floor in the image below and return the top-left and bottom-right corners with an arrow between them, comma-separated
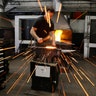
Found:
0,51 -> 96,96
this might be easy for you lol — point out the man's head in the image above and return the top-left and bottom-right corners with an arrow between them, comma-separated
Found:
46,7 -> 55,14
47,7 -> 55,18
44,7 -> 55,19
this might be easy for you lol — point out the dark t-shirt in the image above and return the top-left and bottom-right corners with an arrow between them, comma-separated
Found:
33,16 -> 54,38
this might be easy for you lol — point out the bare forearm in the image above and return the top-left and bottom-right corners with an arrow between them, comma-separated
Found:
30,27 -> 39,40
30,27 -> 43,43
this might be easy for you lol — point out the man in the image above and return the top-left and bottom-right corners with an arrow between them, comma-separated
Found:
30,7 -> 55,47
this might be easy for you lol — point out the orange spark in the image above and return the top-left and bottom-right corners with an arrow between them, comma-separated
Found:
84,58 -> 96,67
12,52 -> 25,59
4,55 -> 33,85
37,0 -> 43,12
0,46 -> 15,51
0,16 -> 12,23
63,67 -> 71,83
27,67 -> 36,83
0,56 -> 11,61
71,11 -> 87,25
74,74 -> 89,96
16,73 -> 31,96
79,69 -> 95,86
56,3 -> 62,23
7,72 -> 25,94
70,56 -> 78,63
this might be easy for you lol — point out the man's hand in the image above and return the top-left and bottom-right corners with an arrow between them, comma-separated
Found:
52,42 -> 56,47
37,38 -> 43,43
43,35 -> 51,41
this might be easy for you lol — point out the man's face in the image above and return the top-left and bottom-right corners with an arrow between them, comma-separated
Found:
49,12 -> 54,19
47,11 -> 54,19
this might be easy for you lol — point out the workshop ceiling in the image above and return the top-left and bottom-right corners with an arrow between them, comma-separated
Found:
1,0 -> 96,12
59,0 -> 96,12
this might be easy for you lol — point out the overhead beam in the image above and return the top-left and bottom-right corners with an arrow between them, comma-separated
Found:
60,1 -> 96,12
9,0 -> 52,2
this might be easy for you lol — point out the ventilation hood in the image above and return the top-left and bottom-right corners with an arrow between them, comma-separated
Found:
52,12 -> 71,30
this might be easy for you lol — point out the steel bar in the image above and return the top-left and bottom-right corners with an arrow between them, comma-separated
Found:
31,46 -> 75,53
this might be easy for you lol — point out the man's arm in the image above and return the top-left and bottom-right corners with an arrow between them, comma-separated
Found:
30,27 -> 43,43
30,27 -> 39,40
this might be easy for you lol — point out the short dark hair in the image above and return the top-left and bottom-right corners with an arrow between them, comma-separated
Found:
47,7 -> 55,13
42,7 -> 55,15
